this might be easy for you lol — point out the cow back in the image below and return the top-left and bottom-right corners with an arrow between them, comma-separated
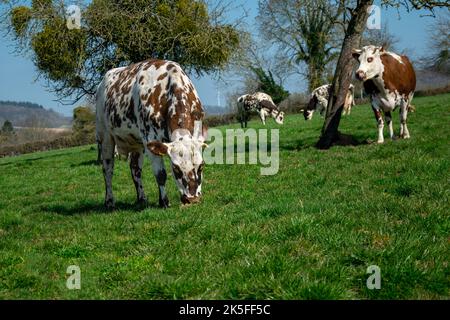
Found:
380,54 -> 416,96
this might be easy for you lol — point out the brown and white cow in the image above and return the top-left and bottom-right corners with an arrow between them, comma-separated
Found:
237,92 -> 284,128
96,59 -> 207,209
304,84 -> 355,120
352,45 -> 416,143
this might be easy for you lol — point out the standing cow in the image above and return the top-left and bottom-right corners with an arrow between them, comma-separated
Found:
237,92 -> 284,128
352,45 -> 416,143
304,84 -> 355,120
96,59 -> 207,209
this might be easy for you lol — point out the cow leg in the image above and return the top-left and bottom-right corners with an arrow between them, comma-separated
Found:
317,96 -> 328,117
304,109 -> 313,121
259,110 -> 266,125
96,142 -> 102,164
319,104 -> 326,117
372,106 -> 384,144
400,102 -> 410,139
385,111 -> 394,140
344,103 -> 352,115
130,151 -> 147,206
100,137 -> 115,210
148,153 -> 170,208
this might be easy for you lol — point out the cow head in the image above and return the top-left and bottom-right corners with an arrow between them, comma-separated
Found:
274,110 -> 285,124
304,96 -> 317,120
148,123 -> 207,205
237,95 -> 247,104
352,45 -> 385,82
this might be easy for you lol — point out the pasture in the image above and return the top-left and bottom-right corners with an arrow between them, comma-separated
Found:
0,94 -> 449,299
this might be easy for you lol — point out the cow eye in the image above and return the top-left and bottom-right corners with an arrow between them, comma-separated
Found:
367,57 -> 373,63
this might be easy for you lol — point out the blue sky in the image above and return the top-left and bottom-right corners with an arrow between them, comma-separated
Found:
0,1 -> 447,116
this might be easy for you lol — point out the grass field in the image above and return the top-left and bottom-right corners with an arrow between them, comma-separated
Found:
0,94 -> 449,299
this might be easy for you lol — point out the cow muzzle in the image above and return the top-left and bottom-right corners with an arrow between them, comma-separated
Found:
181,194 -> 201,205
356,70 -> 366,81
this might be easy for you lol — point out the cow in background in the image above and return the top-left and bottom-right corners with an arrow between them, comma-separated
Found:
237,92 -> 284,128
304,84 -> 355,120
352,45 -> 416,143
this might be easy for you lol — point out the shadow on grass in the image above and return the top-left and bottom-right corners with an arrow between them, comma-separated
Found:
70,159 -> 100,167
331,132 -> 369,147
43,200 -> 160,215
280,138 -> 316,151
0,151 -> 76,166
0,158 -> 43,167
281,133 -> 370,151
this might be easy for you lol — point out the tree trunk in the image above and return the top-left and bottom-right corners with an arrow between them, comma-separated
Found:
308,61 -> 325,93
316,0 -> 374,149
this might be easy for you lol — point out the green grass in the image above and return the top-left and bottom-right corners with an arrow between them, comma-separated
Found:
0,94 -> 449,299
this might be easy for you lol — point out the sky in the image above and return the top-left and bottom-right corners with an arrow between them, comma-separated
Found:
0,1 -> 447,117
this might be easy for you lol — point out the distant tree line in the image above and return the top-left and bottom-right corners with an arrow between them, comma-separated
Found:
0,100 -> 44,110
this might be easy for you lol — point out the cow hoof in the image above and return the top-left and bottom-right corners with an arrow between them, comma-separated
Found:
391,135 -> 397,141
105,199 -> 115,211
159,197 -> 170,209
136,198 -> 148,208
377,140 -> 384,144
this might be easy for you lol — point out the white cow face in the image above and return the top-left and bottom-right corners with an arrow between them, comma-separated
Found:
304,109 -> 314,121
148,128 -> 207,205
352,46 -> 385,82
275,111 -> 285,124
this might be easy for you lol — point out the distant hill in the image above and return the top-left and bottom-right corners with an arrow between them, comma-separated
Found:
0,101 -> 72,128
416,69 -> 450,91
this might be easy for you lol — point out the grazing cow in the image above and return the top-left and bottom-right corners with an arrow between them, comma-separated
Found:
304,84 -> 355,120
96,59 -> 207,209
237,92 -> 284,128
352,45 -> 416,143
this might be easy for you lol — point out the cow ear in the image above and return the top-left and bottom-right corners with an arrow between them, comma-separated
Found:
352,49 -> 362,60
147,141 -> 170,156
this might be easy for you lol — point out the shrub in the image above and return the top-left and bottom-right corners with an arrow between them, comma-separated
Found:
72,106 -> 96,145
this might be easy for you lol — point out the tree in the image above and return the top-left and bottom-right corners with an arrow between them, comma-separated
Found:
424,14 -> 450,74
3,0 -> 242,103
231,33 -> 292,101
1,120 -> 14,135
257,0 -> 348,92
316,0 -> 450,149
249,67 -> 290,104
